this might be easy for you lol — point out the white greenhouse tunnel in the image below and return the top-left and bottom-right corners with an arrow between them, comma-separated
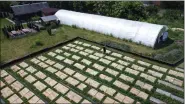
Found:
55,9 -> 168,48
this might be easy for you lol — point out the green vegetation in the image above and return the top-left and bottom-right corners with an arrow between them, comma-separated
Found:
153,29 -> 184,64
143,9 -> 184,28
177,62 -> 184,69
101,41 -> 131,52
1,38 -> 183,104
153,92 -> 182,104
1,1 -> 183,28
48,1 -> 184,28
0,20 -> 184,65
72,25 -> 77,29
157,84 -> 184,98
46,28 -> 52,35
0,18 -> 13,28
0,2 -> 184,104
168,30 -> 184,41
49,1 -> 184,64
31,15 -> 40,21
30,40 -> 44,48
0,1 -> 184,65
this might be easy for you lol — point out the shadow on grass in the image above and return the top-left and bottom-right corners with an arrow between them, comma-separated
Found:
154,38 -> 174,50
176,59 -> 184,68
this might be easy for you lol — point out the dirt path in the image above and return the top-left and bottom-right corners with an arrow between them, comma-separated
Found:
171,28 -> 184,32
5,18 -> 15,24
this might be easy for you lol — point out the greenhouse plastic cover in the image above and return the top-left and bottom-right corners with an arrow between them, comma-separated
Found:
55,9 -> 167,48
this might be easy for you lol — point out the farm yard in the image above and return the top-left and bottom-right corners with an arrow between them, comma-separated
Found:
0,1 -> 184,104
0,1 -> 184,66
1,39 -> 184,104
0,18 -> 184,66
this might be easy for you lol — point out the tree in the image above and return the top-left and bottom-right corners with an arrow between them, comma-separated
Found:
0,1 -> 12,12
0,1 -> 20,12
145,5 -> 159,16
84,1 -> 96,13
48,1 -> 74,10
161,1 -> 184,10
163,9 -> 182,20
48,1 -> 147,21
111,1 -> 147,20
72,1 -> 86,12
47,27 -> 52,35
93,1 -> 115,16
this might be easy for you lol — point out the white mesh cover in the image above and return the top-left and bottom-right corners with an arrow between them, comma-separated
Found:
55,9 -> 167,48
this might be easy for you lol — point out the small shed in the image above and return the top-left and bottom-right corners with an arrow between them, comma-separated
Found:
40,15 -> 58,25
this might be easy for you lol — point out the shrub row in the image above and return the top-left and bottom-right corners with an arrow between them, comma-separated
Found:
101,41 -> 131,52
100,40 -> 183,65
153,92 -> 182,104
154,49 -> 183,64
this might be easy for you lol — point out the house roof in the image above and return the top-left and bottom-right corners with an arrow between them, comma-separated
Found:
41,8 -> 58,16
40,15 -> 58,22
11,2 -> 49,16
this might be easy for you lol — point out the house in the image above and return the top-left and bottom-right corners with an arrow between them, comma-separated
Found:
55,9 -> 168,48
11,2 -> 49,21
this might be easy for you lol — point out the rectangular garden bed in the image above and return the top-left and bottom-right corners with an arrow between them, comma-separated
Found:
0,37 -> 184,104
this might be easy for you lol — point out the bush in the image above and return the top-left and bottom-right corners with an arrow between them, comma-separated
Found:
101,41 -> 131,52
163,9 -> 182,20
145,5 -> 159,16
164,49 -> 183,60
110,34 -> 113,37
46,27 -> 52,35
72,25 -> 77,28
168,29 -> 184,40
50,22 -> 57,29
153,93 -> 182,104
57,20 -> 60,26
155,17 -> 184,28
40,26 -> 46,30
30,40 -> 44,48
157,84 -> 184,98
35,41 -> 44,46
154,49 -> 183,63
45,21 -> 59,29
146,17 -> 158,24
31,15 -> 40,21
154,54 -> 164,61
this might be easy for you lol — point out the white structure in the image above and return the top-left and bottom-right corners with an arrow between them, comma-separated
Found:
55,9 -> 168,48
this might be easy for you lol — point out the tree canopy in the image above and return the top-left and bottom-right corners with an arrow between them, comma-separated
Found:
48,1 -> 148,21
1,1 -> 183,25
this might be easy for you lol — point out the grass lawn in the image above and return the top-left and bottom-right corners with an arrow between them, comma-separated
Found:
177,62 -> 184,69
0,18 -> 184,66
0,18 -> 13,28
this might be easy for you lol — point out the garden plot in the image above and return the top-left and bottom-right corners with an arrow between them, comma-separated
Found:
1,39 -> 184,104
